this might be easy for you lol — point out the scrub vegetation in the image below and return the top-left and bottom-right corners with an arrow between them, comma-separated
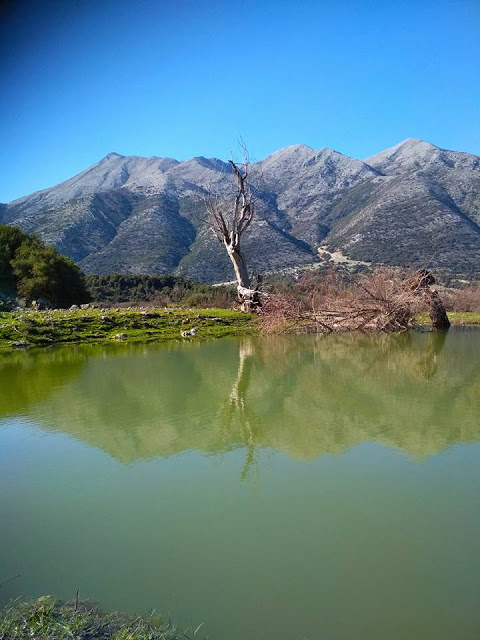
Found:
84,274 -> 236,308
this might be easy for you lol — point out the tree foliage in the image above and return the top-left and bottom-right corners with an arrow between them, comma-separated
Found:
0,225 -> 90,307
0,224 -> 26,274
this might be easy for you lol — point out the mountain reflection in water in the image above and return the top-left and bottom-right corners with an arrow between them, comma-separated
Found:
1,329 -> 479,465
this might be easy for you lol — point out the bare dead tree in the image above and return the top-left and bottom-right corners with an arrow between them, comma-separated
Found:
203,146 -> 261,312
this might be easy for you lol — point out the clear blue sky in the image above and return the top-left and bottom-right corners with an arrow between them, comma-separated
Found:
1,0 -> 479,202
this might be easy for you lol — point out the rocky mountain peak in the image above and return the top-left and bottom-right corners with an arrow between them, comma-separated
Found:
103,152 -> 125,161
365,138 -> 442,174
189,156 -> 230,171
3,140 -> 480,283
260,144 -> 315,164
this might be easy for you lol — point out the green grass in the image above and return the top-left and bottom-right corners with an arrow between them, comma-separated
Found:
0,307 -> 257,351
1,308 -> 477,352
0,596 -> 192,639
414,311 -> 480,326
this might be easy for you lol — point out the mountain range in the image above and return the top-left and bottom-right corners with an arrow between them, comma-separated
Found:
1,138 -> 479,282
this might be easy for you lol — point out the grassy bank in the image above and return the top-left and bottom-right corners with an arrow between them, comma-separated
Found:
0,596 -> 191,639
0,307 -> 256,351
414,311 -> 480,326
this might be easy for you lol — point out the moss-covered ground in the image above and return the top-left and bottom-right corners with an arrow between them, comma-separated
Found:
0,596 -> 191,639
0,307 -> 256,351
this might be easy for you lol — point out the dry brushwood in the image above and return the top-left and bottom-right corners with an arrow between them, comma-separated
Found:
260,268 -> 449,334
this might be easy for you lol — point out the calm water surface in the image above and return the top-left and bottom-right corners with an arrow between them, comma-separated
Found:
1,331 -> 480,639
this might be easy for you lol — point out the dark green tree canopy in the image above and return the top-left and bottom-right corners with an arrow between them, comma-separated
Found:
0,225 -> 90,307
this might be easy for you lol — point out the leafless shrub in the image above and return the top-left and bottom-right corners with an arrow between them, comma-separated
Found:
260,267 -> 432,334
446,284 -> 480,312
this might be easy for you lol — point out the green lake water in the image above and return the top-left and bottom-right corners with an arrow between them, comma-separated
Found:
1,330 -> 479,639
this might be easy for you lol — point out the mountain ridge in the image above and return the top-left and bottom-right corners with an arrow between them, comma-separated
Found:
1,139 -> 479,282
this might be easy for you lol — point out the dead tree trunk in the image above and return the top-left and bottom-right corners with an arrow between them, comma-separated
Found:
225,238 -> 250,289
406,270 -> 451,331
204,148 -> 262,312
224,236 -> 260,312
423,288 -> 451,330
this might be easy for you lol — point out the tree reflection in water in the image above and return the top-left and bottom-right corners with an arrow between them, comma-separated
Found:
1,330 -> 479,466
218,339 -> 261,480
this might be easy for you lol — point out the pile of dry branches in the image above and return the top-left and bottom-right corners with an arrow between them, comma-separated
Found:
260,268 -> 445,334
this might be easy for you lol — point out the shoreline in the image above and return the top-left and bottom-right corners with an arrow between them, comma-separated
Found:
1,308 -> 479,353
0,596 -> 189,640
0,307 -> 257,352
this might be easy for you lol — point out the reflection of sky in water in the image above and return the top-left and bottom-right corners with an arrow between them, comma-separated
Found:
1,332 -> 480,640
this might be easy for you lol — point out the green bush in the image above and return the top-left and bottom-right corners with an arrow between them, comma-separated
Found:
0,225 -> 90,308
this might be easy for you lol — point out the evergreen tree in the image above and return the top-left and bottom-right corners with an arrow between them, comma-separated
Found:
0,225 -> 90,307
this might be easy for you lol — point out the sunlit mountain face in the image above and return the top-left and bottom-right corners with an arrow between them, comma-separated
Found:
1,139 -> 480,282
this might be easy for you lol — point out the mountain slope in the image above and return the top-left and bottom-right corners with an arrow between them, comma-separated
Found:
326,139 -> 480,275
2,139 -> 480,281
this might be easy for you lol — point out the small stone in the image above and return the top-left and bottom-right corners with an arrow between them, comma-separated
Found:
69,305 -> 79,311
31,297 -> 52,310
114,333 -> 127,341
12,340 -> 29,348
